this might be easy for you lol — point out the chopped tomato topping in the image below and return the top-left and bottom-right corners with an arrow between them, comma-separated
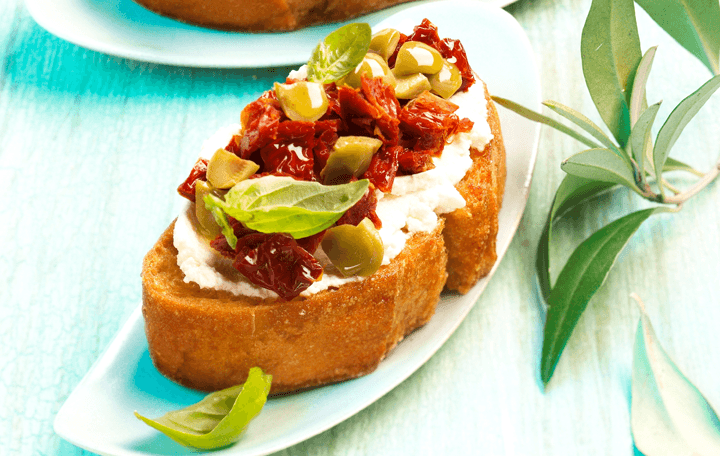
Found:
177,158 -> 208,202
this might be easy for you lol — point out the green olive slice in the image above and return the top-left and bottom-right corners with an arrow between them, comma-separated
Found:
274,81 -> 329,122
394,73 -> 432,99
392,41 -> 443,76
206,148 -> 259,189
321,136 -> 383,185
340,53 -> 396,89
369,28 -> 401,61
429,59 -> 463,99
194,180 -> 222,239
321,218 -> 384,277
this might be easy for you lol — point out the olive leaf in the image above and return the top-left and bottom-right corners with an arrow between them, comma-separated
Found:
307,23 -> 372,83
541,207 -> 669,385
628,101 -> 662,183
663,157 -> 702,176
653,75 -> 720,195
581,0 -> 642,148
543,101 -> 626,159
631,301 -> 720,455
205,176 -> 369,240
635,0 -> 720,75
536,175 -> 616,302
561,148 -> 640,192
135,367 -> 272,450
629,46 -> 657,126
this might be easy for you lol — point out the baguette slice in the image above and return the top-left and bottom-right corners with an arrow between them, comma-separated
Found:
133,0 -> 416,32
141,86 -> 504,394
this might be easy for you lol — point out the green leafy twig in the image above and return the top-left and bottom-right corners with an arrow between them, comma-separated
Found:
493,0 -> 720,387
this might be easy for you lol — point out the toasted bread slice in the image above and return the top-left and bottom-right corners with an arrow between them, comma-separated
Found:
141,88 -> 504,393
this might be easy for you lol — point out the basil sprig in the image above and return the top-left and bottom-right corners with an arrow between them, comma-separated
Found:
205,176 -> 369,246
493,0 -> 720,386
135,367 -> 272,450
307,23 -> 371,83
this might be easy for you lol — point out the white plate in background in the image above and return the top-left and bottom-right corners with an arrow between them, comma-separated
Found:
26,0 -> 520,68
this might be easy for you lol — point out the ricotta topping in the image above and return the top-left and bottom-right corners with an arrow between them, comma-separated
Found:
174,81 -> 492,299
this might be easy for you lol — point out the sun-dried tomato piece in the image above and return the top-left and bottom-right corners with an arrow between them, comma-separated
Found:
238,94 -> 283,159
336,187 -> 382,229
177,158 -> 209,202
296,230 -> 326,254
407,18 -> 441,48
210,217 -> 259,259
399,91 -> 470,156
225,135 -> 242,156
438,38 -> 475,92
312,120 -> 340,177
233,233 -> 323,300
260,121 -> 316,180
398,150 -> 435,175
363,145 -> 401,193
361,77 -> 400,145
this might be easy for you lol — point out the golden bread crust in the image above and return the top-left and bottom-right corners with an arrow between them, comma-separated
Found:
142,221 -> 447,393
443,85 -> 506,293
132,0 -> 417,32
141,86 -> 505,393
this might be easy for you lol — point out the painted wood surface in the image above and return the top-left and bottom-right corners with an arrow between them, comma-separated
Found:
1,0 -> 718,454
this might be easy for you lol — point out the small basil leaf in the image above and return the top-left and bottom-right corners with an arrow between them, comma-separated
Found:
629,46 -> 657,126
491,96 -> 602,149
135,367 -> 272,450
636,0 -> 720,75
653,75 -> 720,193
631,304 -> 720,454
307,23 -> 372,83
536,175 -> 616,303
581,0 -> 642,147
206,176 -> 369,240
561,148 -> 639,192
541,207 -> 669,385
543,100 -> 626,159
628,101 -> 662,181
663,157 -> 702,176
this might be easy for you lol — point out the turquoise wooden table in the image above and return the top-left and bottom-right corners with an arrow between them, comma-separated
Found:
2,0 -> 719,454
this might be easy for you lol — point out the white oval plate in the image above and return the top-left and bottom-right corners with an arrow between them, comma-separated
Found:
25,0 -> 519,68
54,2 -> 541,454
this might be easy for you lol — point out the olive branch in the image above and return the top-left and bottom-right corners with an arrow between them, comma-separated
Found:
493,0 -> 720,386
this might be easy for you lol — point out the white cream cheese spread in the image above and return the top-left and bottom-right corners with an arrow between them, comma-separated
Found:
174,80 -> 493,299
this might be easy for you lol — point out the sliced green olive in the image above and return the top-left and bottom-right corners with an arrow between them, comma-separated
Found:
394,73 -> 432,99
321,136 -> 383,185
206,148 -> 259,189
321,218 -> 384,277
429,59 -> 463,99
194,180 -> 221,239
392,42 -> 443,76
340,53 -> 396,89
274,81 -> 329,122
369,28 -> 401,61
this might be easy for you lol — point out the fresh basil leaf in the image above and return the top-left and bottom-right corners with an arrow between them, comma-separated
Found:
629,46 -> 657,126
135,367 -> 272,450
581,0 -> 642,148
663,157 -> 702,176
491,96 -> 602,149
543,100 -> 626,159
307,23 -> 372,83
541,207 -> 669,385
205,176 -> 369,240
209,205 -> 238,250
561,148 -> 639,192
628,101 -> 662,182
653,75 -> 720,194
536,175 -> 616,303
631,303 -> 720,454
636,0 -> 720,75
